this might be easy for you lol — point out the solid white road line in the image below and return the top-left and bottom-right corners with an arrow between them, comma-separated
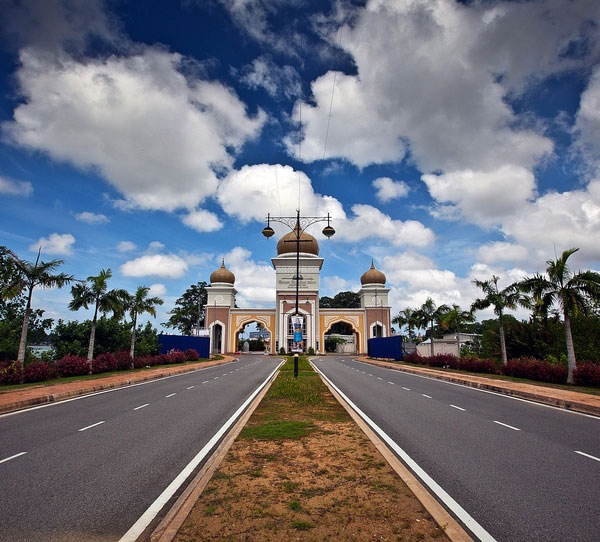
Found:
134,404 -> 149,410
574,450 -> 600,462
450,405 -> 466,411
422,394 -> 432,399
312,362 -> 497,542
165,393 -> 176,398
119,360 -> 285,542
78,421 -> 105,432
187,386 -> 195,390
0,451 -> 27,464
493,420 -> 520,431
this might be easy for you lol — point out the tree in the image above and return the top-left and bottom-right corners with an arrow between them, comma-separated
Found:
164,282 -> 208,335
471,275 -> 527,366
392,308 -> 417,340
2,247 -> 74,365
69,269 -> 127,369
414,298 -> 450,357
519,248 -> 600,383
319,291 -> 360,308
124,286 -> 163,365
439,304 -> 475,354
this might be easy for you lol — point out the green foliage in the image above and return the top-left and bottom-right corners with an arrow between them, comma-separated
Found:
163,282 -> 207,335
307,346 -> 315,355
240,420 -> 315,440
319,290 -> 360,308
279,347 -> 286,355
324,336 -> 346,352
238,338 -> 265,351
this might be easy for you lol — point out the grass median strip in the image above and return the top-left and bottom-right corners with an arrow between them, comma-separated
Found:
174,356 -> 450,542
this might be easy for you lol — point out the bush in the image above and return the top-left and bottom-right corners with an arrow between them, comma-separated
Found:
113,351 -> 133,370
572,362 -> 600,387
279,347 -> 286,355
503,357 -> 567,384
0,361 -> 23,384
460,357 -> 499,374
307,346 -> 315,355
185,348 -> 199,361
92,353 -> 118,374
403,352 -> 425,364
428,354 -> 459,368
24,361 -> 57,383
169,351 -> 186,364
56,355 -> 89,377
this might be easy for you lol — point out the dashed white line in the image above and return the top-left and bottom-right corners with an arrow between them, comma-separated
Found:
134,403 -> 149,410
388,381 -> 395,385
402,387 -> 411,391
202,381 -> 209,384
0,451 -> 27,464
422,394 -> 432,399
368,373 -> 373,377
213,377 -> 219,380
377,377 -> 383,380
450,404 -> 466,411
165,393 -> 176,398
187,386 -> 195,390
222,374 -> 227,376
575,450 -> 600,462
78,421 -> 105,432
493,420 -> 520,431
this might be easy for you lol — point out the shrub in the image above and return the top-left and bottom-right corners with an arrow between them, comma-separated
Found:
92,353 -> 118,374
24,361 -> 57,383
0,361 -> 23,384
185,348 -> 199,361
56,355 -> 89,377
460,357 -> 499,374
572,362 -> 600,387
403,352 -> 424,364
428,354 -> 459,368
113,351 -> 133,370
279,347 -> 286,355
169,351 -> 186,364
307,346 -> 315,355
503,357 -> 567,384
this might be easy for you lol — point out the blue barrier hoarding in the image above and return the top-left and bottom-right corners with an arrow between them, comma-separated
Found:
367,335 -> 403,361
158,334 -> 210,359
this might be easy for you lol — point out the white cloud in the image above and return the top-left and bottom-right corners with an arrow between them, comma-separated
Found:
0,176 -> 33,197
372,177 -> 409,203
117,240 -> 136,252
29,232 -> 75,255
149,283 -> 167,296
120,254 -> 188,279
477,242 -> 528,264
238,55 -> 301,99
321,275 -> 360,296
575,66 -> 600,170
182,209 -> 223,232
4,47 -> 265,212
75,211 -> 108,224
147,241 -> 165,252
220,247 -> 275,307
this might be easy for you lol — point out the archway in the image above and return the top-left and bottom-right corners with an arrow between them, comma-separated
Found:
210,321 -> 224,354
232,315 -> 274,354
321,315 -> 363,354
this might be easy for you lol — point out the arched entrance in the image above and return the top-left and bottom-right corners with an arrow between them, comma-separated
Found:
210,321 -> 224,354
324,321 -> 357,353
230,313 -> 275,354
320,313 -> 364,354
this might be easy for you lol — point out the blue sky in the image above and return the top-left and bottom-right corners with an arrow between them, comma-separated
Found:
1,0 -> 599,331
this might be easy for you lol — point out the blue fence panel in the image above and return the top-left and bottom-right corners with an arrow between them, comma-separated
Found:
367,335 -> 403,361
158,335 -> 210,359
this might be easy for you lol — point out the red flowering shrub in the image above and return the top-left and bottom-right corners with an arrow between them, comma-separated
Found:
169,351 -> 186,364
428,354 -> 459,368
572,362 -> 600,387
153,353 -> 171,365
56,355 -> 89,377
113,351 -> 133,370
23,361 -> 57,383
0,361 -> 23,384
403,352 -> 424,364
185,348 -> 199,361
503,357 -> 567,384
460,357 -> 499,374
92,353 -> 118,374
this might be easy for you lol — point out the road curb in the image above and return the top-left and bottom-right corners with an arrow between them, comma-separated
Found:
312,361 -> 474,542
0,358 -> 236,415
357,358 -> 600,417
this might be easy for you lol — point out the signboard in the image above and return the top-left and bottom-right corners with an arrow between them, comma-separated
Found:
291,315 -> 304,352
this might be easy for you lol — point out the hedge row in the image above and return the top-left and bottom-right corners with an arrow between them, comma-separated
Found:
402,353 -> 600,387
0,348 -> 200,385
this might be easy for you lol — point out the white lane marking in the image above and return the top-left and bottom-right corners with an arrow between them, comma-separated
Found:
78,421 -> 105,432
134,404 -> 149,410
422,394 -> 432,399
388,381 -> 395,385
119,360 -> 285,542
368,373 -> 373,377
493,420 -> 520,431
213,377 -> 219,380
187,386 -> 195,390
202,381 -> 209,384
402,387 -> 411,391
377,377 -> 383,381
312,362 -> 497,542
165,393 -> 176,398
222,374 -> 227,376
0,451 -> 27,464
450,405 -> 466,411
575,450 -> 600,462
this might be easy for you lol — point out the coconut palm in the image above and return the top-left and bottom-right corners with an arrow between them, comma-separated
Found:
519,248 -> 600,384
124,286 -> 163,366
69,269 -> 127,369
392,308 -> 416,340
2,248 -> 75,364
471,275 -> 526,366
439,304 -> 475,355
414,298 -> 450,356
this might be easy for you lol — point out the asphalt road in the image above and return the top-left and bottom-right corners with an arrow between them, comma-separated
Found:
0,355 -> 281,542
312,356 -> 600,542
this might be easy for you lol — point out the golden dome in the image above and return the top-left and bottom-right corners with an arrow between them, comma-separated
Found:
360,261 -> 386,285
210,259 -> 235,284
276,222 -> 319,256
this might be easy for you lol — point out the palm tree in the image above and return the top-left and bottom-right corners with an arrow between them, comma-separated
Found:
439,304 -> 475,356
69,269 -> 127,369
415,298 -> 450,356
471,275 -> 526,366
519,248 -> 600,384
392,308 -> 416,340
125,286 -> 163,366
2,248 -> 75,365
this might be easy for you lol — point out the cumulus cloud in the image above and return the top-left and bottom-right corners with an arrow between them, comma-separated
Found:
29,232 -> 75,255
477,242 -> 528,264
120,254 -> 188,279
321,275 -> 360,296
0,176 -> 33,197
575,66 -> 600,170
75,211 -> 108,224
117,240 -> 136,252
222,247 -> 275,306
372,177 -> 409,203
4,47 -> 265,212
149,283 -> 167,296
238,55 -> 301,99
182,209 -> 223,233
147,241 -> 165,252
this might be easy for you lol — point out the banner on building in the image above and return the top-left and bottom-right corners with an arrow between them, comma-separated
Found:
291,315 -> 304,352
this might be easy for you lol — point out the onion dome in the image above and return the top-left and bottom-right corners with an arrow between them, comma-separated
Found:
276,222 -> 319,256
210,259 -> 235,284
360,260 -> 386,285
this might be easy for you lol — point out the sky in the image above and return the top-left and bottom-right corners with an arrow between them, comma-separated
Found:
1,0 -> 599,332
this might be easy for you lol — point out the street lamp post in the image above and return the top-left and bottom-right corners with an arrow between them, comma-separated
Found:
262,209 -> 335,377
